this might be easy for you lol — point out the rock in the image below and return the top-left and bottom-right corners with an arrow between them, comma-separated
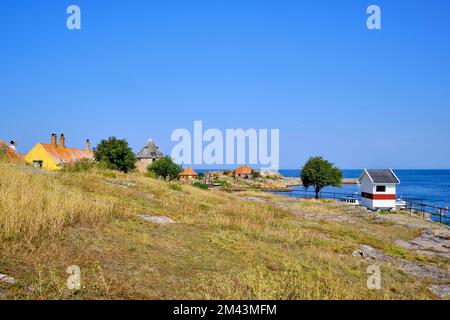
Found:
432,229 -> 450,240
352,245 -> 450,281
105,179 -> 138,189
394,228 -> 450,259
140,214 -> 174,224
0,273 -> 15,285
394,240 -> 413,249
400,261 -> 450,282
238,196 -> 268,203
429,284 -> 450,299
372,217 -> 389,223
352,245 -> 391,263
416,250 -> 435,256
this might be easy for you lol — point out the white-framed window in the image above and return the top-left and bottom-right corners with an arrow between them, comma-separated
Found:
33,160 -> 43,169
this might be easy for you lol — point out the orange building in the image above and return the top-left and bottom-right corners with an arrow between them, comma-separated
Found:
0,140 -> 24,163
233,166 -> 253,178
179,167 -> 198,181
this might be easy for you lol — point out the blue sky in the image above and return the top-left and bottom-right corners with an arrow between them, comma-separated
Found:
1,0 -> 449,169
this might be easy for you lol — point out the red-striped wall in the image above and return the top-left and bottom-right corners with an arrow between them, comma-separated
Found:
361,192 -> 396,200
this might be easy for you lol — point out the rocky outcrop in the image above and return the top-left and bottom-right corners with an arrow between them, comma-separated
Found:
429,285 -> 450,299
140,214 -> 174,224
0,273 -> 15,285
395,228 -> 450,259
105,179 -> 138,189
353,244 -> 450,281
352,244 -> 450,298
0,273 -> 15,300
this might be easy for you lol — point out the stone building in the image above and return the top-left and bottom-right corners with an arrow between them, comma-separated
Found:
136,138 -> 164,173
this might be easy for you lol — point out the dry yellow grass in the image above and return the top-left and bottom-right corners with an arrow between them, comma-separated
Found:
0,163 -> 445,300
0,164 -> 114,243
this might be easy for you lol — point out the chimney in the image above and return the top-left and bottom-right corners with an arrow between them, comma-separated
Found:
85,139 -> 91,152
9,141 -> 17,151
59,134 -> 65,149
51,133 -> 57,147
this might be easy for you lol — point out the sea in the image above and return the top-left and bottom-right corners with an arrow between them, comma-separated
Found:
198,168 -> 450,224
279,169 -> 450,209
280,169 -> 450,224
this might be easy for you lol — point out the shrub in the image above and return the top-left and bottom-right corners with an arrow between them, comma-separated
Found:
94,137 -> 137,173
147,156 -> 182,180
220,181 -> 229,188
144,170 -> 159,179
169,183 -> 183,191
61,158 -> 97,173
192,182 -> 209,190
100,170 -> 117,179
252,171 -> 261,179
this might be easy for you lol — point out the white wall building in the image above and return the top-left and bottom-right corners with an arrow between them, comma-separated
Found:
358,169 -> 400,211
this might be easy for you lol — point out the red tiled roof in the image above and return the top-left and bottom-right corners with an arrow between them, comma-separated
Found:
0,140 -> 24,162
235,166 -> 253,175
41,144 -> 94,165
179,167 -> 198,176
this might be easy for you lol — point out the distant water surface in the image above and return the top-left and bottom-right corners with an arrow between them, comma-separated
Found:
279,169 -> 450,209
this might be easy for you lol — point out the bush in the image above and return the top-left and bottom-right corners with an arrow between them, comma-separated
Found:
147,156 -> 182,180
192,182 -> 209,190
94,137 -> 137,173
220,181 -> 229,188
169,183 -> 183,191
144,171 -> 159,179
100,170 -> 117,179
252,171 -> 261,179
61,158 -> 96,173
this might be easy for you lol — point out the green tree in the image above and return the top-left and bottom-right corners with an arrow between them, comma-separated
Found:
147,156 -> 182,180
94,137 -> 137,173
301,156 -> 343,199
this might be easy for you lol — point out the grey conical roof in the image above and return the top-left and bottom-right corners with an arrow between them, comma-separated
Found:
136,138 -> 164,159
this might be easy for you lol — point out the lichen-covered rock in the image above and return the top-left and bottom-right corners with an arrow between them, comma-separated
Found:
140,214 -> 174,224
352,245 -> 450,281
429,284 -> 450,299
0,273 -> 15,285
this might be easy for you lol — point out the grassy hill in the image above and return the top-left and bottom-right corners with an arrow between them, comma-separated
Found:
0,163 -> 448,299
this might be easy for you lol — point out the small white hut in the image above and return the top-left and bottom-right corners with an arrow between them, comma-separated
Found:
358,169 -> 400,211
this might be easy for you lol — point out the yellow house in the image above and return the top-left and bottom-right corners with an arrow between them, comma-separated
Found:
24,134 -> 94,170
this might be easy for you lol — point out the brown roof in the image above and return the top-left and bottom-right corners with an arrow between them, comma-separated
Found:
179,167 -> 198,176
41,143 -> 94,165
0,140 -> 24,163
235,166 -> 253,175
